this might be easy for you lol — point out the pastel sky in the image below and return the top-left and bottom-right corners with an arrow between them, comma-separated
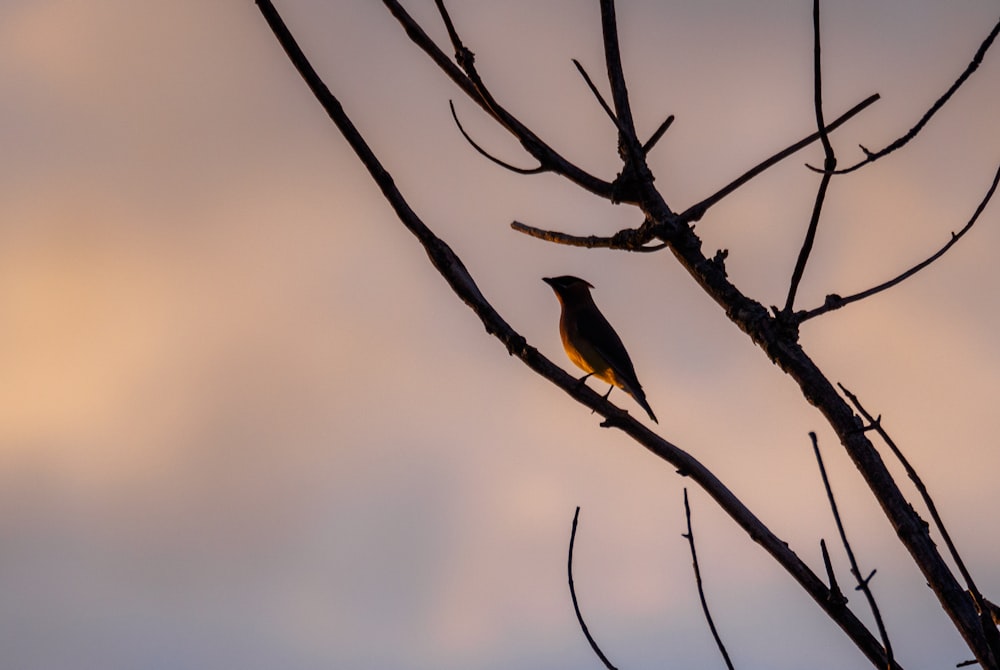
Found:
1,1 -> 999,668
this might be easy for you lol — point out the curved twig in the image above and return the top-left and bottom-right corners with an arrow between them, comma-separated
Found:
567,507 -> 618,670
783,0 -> 837,314
683,489 -> 735,670
678,94 -> 879,224
510,220 -> 667,252
811,432 -> 895,666
799,162 -> 1000,321
824,17 -> 1000,175
449,101 -> 547,174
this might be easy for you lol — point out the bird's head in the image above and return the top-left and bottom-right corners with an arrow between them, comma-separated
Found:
543,275 -> 595,302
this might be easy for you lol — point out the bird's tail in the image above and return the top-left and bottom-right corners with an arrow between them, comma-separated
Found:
628,386 -> 658,424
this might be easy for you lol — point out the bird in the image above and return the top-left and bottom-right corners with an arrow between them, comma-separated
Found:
543,275 -> 658,423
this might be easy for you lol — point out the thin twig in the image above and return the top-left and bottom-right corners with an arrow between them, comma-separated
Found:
449,101 -> 546,174
678,94 -> 879,223
642,115 -> 675,155
683,489 -> 735,670
810,432 -> 895,666
568,507 -> 618,670
799,163 -> 1000,321
838,384 -> 1000,658
820,539 -> 847,606
828,17 -> 1000,175
510,220 -> 667,251
573,59 -> 618,128
783,0 -> 837,314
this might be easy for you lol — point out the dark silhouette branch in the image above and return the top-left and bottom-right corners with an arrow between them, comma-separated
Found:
799,163 -> 1000,321
820,539 -> 847,606
824,17 -> 1000,175
683,489 -> 735,670
510,220 -> 667,252
811,432 -> 895,666
567,507 -> 618,670
599,0 -> 657,206
839,384 -> 1000,656
678,94 -> 879,224
642,114 -> 675,155
448,101 -> 547,175
783,0 -> 837,315
381,0 -> 617,198
256,1 -> 993,665
573,58 -> 618,128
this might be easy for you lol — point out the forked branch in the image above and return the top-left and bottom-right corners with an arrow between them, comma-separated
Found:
783,0 -> 838,314
678,94 -> 878,224
828,17 -> 1000,175
799,163 -> 1000,321
839,384 -> 1000,654
811,432 -> 894,665
383,0 -> 616,198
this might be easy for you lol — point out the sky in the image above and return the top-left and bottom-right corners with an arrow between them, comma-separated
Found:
1,1 -> 999,668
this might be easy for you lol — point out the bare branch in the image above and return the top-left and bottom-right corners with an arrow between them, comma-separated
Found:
599,0 -> 644,160
830,17 -> 1000,175
683,489 -> 735,670
381,0 -> 616,197
510,220 -> 666,252
820,539 -> 847,606
449,101 -> 546,175
573,58 -> 618,128
678,94 -> 879,223
810,432 -> 895,666
799,162 -> 1000,321
642,114 -> 675,155
255,2 -> 979,665
598,0 -> 658,209
839,385 -> 1000,657
567,507 -> 618,670
783,0 -> 838,314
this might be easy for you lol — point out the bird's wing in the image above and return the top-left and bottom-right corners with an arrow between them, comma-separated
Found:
576,309 -> 643,391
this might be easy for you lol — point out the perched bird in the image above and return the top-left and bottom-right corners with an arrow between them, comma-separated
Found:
543,275 -> 658,423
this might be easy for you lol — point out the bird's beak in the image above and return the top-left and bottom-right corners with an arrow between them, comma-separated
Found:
542,277 -> 555,287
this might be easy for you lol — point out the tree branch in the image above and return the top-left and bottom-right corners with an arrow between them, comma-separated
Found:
678,94 -> 879,224
828,17 -> 1000,175
799,162 -> 1000,321
683,489 -> 735,670
381,0 -> 616,198
567,507 -> 618,670
448,101 -> 547,175
256,1 -> 991,665
810,432 -> 894,666
573,58 -> 618,128
783,0 -> 837,315
599,0 -> 657,206
642,114 -> 675,155
839,385 -> 1000,657
510,220 -> 666,252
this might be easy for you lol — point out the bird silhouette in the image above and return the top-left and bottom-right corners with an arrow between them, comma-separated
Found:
543,276 -> 657,423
